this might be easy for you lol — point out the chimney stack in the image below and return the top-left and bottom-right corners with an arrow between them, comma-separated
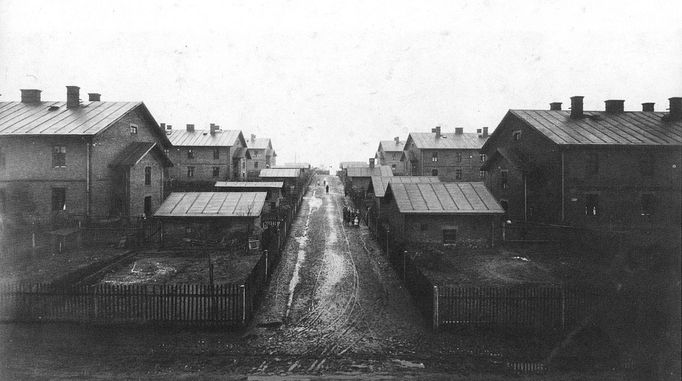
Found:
186,124 -> 195,132
251,134 -> 256,142
160,123 -> 165,129
210,123 -> 220,135
668,97 -> 682,121
394,136 -> 400,144
20,89 -> 41,103
88,93 -> 101,102
570,96 -> 584,118
482,127 -> 489,137
641,103 -> 655,112
431,126 -> 441,139
549,102 -> 562,111
604,99 -> 625,113
369,158 -> 375,169
66,86 -> 80,108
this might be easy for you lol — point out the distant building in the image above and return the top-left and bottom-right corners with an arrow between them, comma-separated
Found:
376,137 -> 406,175
404,126 -> 488,181
481,97 -> 682,250
245,134 -> 276,179
166,124 -> 248,184
381,182 -> 504,247
345,159 -> 393,195
0,87 -> 173,225
258,168 -> 303,196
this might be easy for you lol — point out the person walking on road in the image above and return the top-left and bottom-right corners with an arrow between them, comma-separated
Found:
325,184 -> 329,194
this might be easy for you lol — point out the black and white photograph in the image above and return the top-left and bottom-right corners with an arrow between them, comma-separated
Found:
0,1 -> 680,379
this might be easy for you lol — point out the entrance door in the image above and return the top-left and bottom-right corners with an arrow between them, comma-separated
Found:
144,196 -> 152,218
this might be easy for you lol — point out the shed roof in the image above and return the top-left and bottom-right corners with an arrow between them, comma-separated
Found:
378,140 -> 405,152
339,161 -> 369,169
497,110 -> 682,147
408,132 -> 487,150
386,182 -> 504,214
154,192 -> 266,218
168,129 -> 244,147
346,165 -> 393,178
109,142 -> 174,168
258,168 -> 301,178
370,176 -> 440,198
215,181 -> 284,189
0,101 -> 171,145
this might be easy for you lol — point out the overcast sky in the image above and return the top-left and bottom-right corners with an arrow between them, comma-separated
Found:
1,0 -> 681,168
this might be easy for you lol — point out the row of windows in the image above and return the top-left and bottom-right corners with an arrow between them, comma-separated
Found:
186,148 -> 221,160
186,166 -> 222,178
428,168 -> 486,179
430,152 -> 487,163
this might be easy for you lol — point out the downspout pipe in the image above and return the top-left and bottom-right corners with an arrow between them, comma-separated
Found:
86,139 -> 92,220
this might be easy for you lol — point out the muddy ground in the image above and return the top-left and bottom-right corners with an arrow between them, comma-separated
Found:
0,176 -> 638,379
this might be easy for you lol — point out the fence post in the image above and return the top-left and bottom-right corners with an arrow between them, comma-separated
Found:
403,250 -> 407,280
433,285 -> 439,330
264,250 -> 269,278
240,284 -> 246,325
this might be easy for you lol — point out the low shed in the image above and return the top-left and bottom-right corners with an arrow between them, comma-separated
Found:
215,181 -> 284,213
382,182 -> 504,248
367,176 -> 441,219
154,192 -> 266,247
258,168 -> 302,195
346,165 -> 393,195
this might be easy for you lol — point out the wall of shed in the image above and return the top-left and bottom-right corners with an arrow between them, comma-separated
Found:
159,217 -> 260,247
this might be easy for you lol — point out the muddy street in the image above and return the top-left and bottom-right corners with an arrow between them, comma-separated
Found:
250,175 -> 427,359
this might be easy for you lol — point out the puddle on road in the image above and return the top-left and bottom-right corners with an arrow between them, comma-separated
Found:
315,194 -> 347,299
286,190 -> 319,318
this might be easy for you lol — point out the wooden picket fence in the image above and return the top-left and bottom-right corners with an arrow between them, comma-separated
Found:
0,283 -> 245,326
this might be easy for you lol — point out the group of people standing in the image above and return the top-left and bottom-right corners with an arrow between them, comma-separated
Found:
343,205 -> 360,227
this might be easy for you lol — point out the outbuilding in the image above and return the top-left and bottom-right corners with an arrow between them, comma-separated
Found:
215,181 -> 284,213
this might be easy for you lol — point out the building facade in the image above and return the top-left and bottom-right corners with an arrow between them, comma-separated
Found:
245,135 -> 276,179
404,126 -> 488,182
376,137 -> 406,175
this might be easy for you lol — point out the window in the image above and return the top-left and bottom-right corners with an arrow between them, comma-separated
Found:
480,154 -> 487,163
513,130 -> 522,141
443,229 -> 457,244
187,149 -> 194,159
584,194 -> 599,216
212,166 -> 220,177
130,124 -> 138,134
213,148 -> 220,160
144,196 -> 152,217
254,161 -> 259,169
51,188 -> 66,211
456,152 -> 462,162
455,169 -> 463,180
641,194 -> 655,216
52,146 -> 66,168
144,166 -> 151,185
391,164 -> 397,169
0,189 -> 6,213
500,170 -> 509,189
187,166 -> 195,177
479,171 -> 485,179
639,154 -> 654,176
431,168 -> 438,176
0,147 -> 5,169
420,223 -> 428,231
392,153 -> 398,160
585,153 -> 599,176
431,152 -> 438,162
163,148 -> 170,156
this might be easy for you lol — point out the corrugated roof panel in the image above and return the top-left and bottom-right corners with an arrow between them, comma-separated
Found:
510,110 -> 682,146
417,183 -> 440,210
389,182 -> 503,214
173,192 -> 200,215
431,183 -> 457,210
458,183 -> 487,210
444,183 -> 473,211
188,193 -> 213,214
154,192 -> 266,217
259,168 -> 300,178
155,193 -> 184,215
347,165 -> 394,178
204,193 -> 226,214
472,182 -> 503,211
215,181 -> 284,188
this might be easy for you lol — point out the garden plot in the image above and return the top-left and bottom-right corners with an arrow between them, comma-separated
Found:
98,250 -> 262,285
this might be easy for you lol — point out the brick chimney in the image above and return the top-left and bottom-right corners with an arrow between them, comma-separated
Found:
369,158 -> 375,169
251,134 -> 256,142
668,97 -> 682,121
549,102 -> 562,111
88,93 -> 101,102
604,99 -> 624,113
20,89 -> 42,103
394,136 -> 400,144
186,124 -> 195,132
641,103 -> 655,112
431,126 -> 441,139
455,127 -> 463,135
66,86 -> 80,108
482,127 -> 489,137
210,123 -> 220,135
570,96 -> 584,118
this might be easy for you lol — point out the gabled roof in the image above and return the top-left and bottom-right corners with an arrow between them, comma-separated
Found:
154,192 -> 266,218
109,142 -> 173,168
407,132 -> 487,150
232,147 -> 251,159
259,168 -> 301,178
339,161 -> 369,169
246,137 -> 272,150
484,110 -> 682,149
168,129 -> 245,147
0,101 -> 171,145
280,163 -> 311,169
386,182 -> 504,215
215,181 -> 284,189
369,176 -> 440,198
347,165 -> 393,178
378,139 -> 405,152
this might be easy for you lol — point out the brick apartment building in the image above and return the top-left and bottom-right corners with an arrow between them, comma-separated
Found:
481,96 -> 682,250
404,126 -> 489,181
166,124 -> 248,185
376,137 -> 406,175
0,86 -> 173,226
245,134 -> 276,179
